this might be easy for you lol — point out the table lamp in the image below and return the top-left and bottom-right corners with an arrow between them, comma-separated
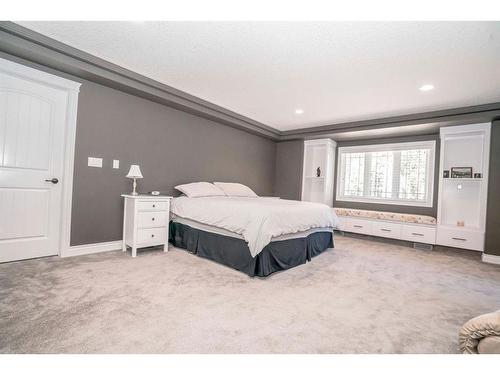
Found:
126,164 -> 143,195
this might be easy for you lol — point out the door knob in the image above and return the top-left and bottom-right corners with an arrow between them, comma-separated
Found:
45,178 -> 59,184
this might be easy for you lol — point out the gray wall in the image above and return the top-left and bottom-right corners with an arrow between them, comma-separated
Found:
71,81 -> 276,245
332,134 -> 440,217
0,52 -> 276,246
484,120 -> 500,256
274,141 -> 304,200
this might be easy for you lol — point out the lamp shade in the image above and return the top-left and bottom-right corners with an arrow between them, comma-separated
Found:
126,164 -> 143,179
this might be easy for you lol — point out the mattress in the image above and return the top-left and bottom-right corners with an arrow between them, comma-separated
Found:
172,216 -> 332,241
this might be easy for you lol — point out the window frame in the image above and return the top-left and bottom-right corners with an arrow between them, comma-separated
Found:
336,140 -> 436,207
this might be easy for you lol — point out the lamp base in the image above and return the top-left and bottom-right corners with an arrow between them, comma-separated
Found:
130,178 -> 138,196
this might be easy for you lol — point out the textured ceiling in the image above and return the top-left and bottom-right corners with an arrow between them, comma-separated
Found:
17,21 -> 500,131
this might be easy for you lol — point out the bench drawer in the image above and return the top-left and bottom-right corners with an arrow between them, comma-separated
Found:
371,221 -> 401,240
401,225 -> 436,244
344,218 -> 372,235
336,216 -> 348,231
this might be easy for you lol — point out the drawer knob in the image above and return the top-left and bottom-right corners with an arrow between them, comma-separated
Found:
152,204 -> 156,208
452,237 -> 466,241
381,228 -> 391,232
353,225 -> 363,228
412,232 -> 424,236
152,218 -> 155,221
151,234 -> 155,238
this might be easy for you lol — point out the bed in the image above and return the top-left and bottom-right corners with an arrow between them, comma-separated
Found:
169,195 -> 339,277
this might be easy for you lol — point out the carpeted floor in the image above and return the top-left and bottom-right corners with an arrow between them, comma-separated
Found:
1,235 -> 499,354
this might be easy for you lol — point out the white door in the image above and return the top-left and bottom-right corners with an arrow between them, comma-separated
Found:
0,59 -> 78,262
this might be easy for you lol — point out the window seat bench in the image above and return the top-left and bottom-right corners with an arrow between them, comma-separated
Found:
334,208 -> 437,245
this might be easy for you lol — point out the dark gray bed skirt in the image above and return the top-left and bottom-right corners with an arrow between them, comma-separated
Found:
169,221 -> 334,277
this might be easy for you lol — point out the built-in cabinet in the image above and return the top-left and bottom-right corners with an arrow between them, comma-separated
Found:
302,125 -> 492,253
436,123 -> 491,251
301,139 -> 336,206
337,216 -> 437,245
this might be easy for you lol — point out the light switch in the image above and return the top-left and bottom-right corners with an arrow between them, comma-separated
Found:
113,160 -> 120,169
88,157 -> 103,168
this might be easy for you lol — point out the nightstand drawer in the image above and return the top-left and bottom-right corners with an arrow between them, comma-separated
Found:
137,200 -> 168,211
137,227 -> 167,245
138,211 -> 167,228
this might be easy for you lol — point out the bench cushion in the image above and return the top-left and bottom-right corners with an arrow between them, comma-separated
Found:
334,207 -> 436,225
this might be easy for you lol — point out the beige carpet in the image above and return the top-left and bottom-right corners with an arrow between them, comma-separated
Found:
1,235 -> 499,354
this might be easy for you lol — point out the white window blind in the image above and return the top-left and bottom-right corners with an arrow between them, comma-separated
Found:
337,141 -> 435,207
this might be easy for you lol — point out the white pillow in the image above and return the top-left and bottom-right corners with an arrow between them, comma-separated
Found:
174,182 -> 225,198
213,182 -> 258,197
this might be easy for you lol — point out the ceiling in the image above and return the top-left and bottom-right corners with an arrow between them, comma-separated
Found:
17,21 -> 500,132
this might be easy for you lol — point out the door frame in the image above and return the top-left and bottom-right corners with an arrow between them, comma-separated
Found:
0,57 -> 81,257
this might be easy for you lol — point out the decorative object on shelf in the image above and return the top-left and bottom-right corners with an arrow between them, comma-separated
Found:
457,184 -> 463,190
451,167 -> 472,178
443,170 -> 450,178
316,167 -> 321,177
126,164 -> 143,195
457,220 -> 465,227
151,191 -> 160,196
474,173 -> 482,179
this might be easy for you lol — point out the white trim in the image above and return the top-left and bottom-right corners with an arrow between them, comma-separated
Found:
482,253 -> 500,266
304,138 -> 337,147
0,57 -> 81,258
336,140 -> 436,207
59,88 -> 81,256
62,241 -> 122,258
0,57 -> 81,92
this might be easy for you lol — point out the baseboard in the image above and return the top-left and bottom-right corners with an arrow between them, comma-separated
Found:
482,253 -> 500,265
61,240 -> 122,258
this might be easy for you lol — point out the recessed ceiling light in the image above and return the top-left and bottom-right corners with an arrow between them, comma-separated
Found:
419,84 -> 434,92
295,109 -> 304,115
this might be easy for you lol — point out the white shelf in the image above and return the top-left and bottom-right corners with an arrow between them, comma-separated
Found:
301,139 -> 336,206
305,176 -> 325,180
443,178 -> 482,182
438,223 -> 483,232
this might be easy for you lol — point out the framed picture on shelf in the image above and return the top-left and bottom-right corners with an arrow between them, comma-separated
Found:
451,167 -> 472,178
443,170 -> 450,178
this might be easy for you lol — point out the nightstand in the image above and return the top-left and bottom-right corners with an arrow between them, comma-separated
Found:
121,194 -> 173,257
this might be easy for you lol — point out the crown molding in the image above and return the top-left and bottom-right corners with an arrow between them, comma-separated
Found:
0,21 -> 280,140
279,102 -> 500,141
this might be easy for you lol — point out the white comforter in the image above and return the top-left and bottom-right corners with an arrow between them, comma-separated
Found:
170,196 -> 339,257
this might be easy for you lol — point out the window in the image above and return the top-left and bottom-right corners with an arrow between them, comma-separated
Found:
337,141 -> 435,207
